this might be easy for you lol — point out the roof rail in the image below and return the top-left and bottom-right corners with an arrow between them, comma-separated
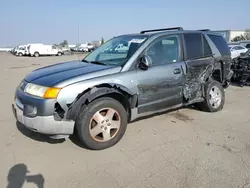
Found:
140,27 -> 183,34
198,29 -> 210,31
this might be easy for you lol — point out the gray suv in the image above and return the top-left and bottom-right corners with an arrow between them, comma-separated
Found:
12,27 -> 233,150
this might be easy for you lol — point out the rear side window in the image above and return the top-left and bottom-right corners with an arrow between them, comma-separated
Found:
184,33 -> 203,59
203,35 -> 212,56
208,34 -> 230,56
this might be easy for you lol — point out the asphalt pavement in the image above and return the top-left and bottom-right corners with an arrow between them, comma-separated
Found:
1,53 -> 250,188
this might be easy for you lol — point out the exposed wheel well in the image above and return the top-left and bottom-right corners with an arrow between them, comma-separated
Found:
66,86 -> 136,122
211,69 -> 222,83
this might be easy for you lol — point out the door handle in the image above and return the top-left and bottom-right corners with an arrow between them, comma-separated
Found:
173,68 -> 181,74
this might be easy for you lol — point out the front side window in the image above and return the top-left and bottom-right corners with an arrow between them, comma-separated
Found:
145,35 -> 180,66
84,35 -> 148,66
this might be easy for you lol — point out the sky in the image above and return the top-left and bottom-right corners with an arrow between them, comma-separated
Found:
1,0 -> 250,47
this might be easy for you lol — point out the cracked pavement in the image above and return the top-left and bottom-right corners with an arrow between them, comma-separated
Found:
1,53 -> 250,188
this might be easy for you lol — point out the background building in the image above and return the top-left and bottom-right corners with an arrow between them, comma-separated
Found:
211,30 -> 248,42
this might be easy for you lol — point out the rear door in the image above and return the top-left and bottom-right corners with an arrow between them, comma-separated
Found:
136,34 -> 186,114
182,33 -> 214,100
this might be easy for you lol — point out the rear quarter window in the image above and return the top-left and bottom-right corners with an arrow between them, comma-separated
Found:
207,34 -> 230,56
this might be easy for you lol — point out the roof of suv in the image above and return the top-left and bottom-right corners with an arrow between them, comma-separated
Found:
117,27 -> 223,38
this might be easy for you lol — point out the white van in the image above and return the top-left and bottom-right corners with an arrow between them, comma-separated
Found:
28,44 -> 63,57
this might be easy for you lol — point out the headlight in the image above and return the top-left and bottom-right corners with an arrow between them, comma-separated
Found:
24,83 -> 61,99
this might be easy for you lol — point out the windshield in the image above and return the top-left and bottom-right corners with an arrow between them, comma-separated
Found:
83,35 -> 148,66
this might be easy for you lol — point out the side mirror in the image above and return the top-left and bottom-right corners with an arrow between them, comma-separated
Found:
138,55 -> 152,70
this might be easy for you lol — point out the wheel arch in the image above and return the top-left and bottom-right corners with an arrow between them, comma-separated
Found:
66,83 -> 138,121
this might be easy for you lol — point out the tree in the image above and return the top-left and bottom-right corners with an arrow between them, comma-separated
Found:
244,29 -> 250,40
60,40 -> 68,47
231,35 -> 246,42
231,29 -> 250,42
101,37 -> 104,45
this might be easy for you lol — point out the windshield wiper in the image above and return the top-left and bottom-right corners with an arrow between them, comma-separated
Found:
89,61 -> 107,65
81,59 -> 90,63
81,59 -> 107,65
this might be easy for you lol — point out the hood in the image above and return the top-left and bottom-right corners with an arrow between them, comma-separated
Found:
24,60 -> 121,87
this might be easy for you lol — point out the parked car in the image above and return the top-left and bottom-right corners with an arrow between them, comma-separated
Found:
28,44 -> 63,57
14,44 -> 32,56
12,45 -> 26,55
10,46 -> 18,54
12,27 -> 233,150
240,49 -> 250,57
231,49 -> 250,86
228,45 -> 248,59
240,41 -> 250,49
15,47 -> 26,56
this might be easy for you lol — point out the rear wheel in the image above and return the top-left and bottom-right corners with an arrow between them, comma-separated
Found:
57,52 -> 62,56
34,52 -> 39,57
197,80 -> 225,112
75,97 -> 128,150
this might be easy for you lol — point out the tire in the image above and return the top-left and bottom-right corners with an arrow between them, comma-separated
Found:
18,53 -> 23,57
34,52 -> 39,57
75,97 -> 128,150
198,80 -> 225,112
57,52 -> 62,56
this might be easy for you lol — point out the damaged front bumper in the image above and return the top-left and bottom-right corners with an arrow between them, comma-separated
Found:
12,88 -> 75,136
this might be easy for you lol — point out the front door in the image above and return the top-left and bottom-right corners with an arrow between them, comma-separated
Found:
136,34 -> 186,114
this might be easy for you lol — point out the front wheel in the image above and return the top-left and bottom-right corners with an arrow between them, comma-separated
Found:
75,97 -> 128,150
57,52 -> 62,56
198,80 -> 225,112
